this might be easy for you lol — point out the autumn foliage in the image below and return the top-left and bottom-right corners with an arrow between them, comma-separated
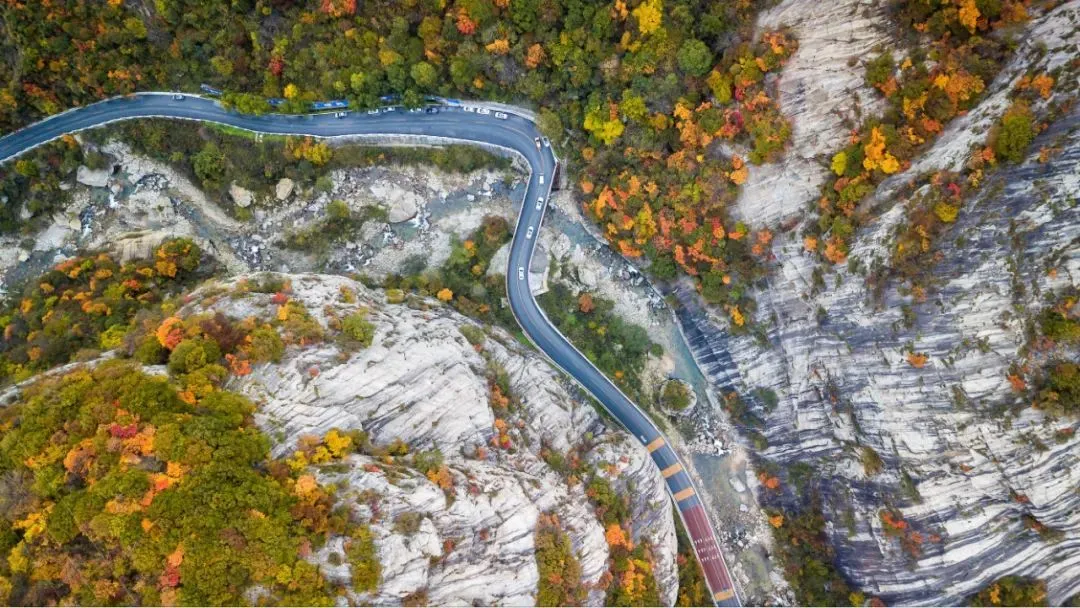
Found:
807,0 -> 1030,268
577,30 -> 797,322
0,239 -> 204,384
535,513 -> 586,606
0,360 -> 340,605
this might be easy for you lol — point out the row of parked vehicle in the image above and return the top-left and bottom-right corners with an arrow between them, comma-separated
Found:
462,106 -> 508,119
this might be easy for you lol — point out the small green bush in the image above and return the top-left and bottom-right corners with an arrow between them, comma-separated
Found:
133,335 -> 167,365
341,312 -> 376,349
167,337 -> 222,375
661,380 -> 693,411
861,446 -> 883,476
864,52 -> 894,88
993,103 -> 1036,163
458,325 -> 485,347
393,512 -> 423,536
247,327 -> 285,363
346,524 -> 381,593
1039,360 -> 1079,415
1039,304 -> 1079,345
98,324 -> 130,350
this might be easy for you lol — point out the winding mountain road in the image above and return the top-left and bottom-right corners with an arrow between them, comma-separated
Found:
0,93 -> 741,607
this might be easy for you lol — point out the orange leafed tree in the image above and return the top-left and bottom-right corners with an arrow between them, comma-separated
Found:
604,523 -> 632,549
906,352 -> 929,368
320,0 -> 356,17
427,465 -> 454,490
156,317 -> 184,349
525,43 -> 546,69
578,292 -> 595,313
456,9 -> 477,35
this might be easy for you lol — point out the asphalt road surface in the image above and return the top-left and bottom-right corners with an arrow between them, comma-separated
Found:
0,93 -> 741,606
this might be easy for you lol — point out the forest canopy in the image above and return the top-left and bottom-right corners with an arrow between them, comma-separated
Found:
1,0 -> 796,326
0,361 -> 340,606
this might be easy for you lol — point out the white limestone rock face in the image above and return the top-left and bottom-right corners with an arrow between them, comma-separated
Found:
675,2 -> 1080,605
180,273 -> 680,606
732,0 -> 895,227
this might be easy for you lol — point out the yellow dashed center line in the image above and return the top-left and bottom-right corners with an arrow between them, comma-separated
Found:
645,437 -> 665,453
673,487 -> 695,502
714,590 -> 735,601
661,463 -> 683,478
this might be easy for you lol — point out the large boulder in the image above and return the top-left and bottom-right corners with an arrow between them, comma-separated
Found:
369,182 -> 422,223
275,178 -> 295,201
111,230 -> 185,263
386,196 -> 419,223
76,165 -> 110,188
229,182 -> 255,208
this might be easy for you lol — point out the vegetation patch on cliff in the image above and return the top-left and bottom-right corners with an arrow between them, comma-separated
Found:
969,576 -> 1047,607
807,0 -> 1032,268
0,238 -> 206,385
0,359 -> 342,605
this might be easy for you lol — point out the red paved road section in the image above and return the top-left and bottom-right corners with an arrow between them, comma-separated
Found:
682,503 -> 739,606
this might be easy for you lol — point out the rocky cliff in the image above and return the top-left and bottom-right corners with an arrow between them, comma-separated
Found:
677,0 -> 1080,604
179,273 -> 679,606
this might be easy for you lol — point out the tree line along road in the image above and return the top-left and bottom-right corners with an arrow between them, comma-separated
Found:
0,93 -> 742,607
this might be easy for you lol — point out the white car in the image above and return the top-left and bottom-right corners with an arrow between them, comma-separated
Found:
542,137 -> 551,147
533,137 -> 541,149
526,226 -> 534,239
535,196 -> 544,210
494,111 -> 508,119
464,106 -> 477,113
538,175 -> 545,185
477,107 -> 491,115
335,111 -> 348,118
172,94 -> 183,100
518,267 -> 525,281
367,109 -> 380,115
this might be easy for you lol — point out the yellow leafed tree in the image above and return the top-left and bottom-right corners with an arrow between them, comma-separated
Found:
632,0 -> 662,36
862,127 -> 900,174
485,39 -> 510,55
324,429 -> 353,458
958,0 -> 980,33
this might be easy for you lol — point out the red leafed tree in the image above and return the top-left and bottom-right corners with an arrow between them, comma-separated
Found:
320,0 -> 356,17
456,9 -> 477,35
268,56 -> 284,78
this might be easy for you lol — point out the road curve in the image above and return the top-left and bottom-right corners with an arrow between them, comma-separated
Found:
0,94 -> 741,607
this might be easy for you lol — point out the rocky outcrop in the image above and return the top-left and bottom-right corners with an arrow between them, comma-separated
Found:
180,273 -> 680,606
676,1 -> 1080,605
